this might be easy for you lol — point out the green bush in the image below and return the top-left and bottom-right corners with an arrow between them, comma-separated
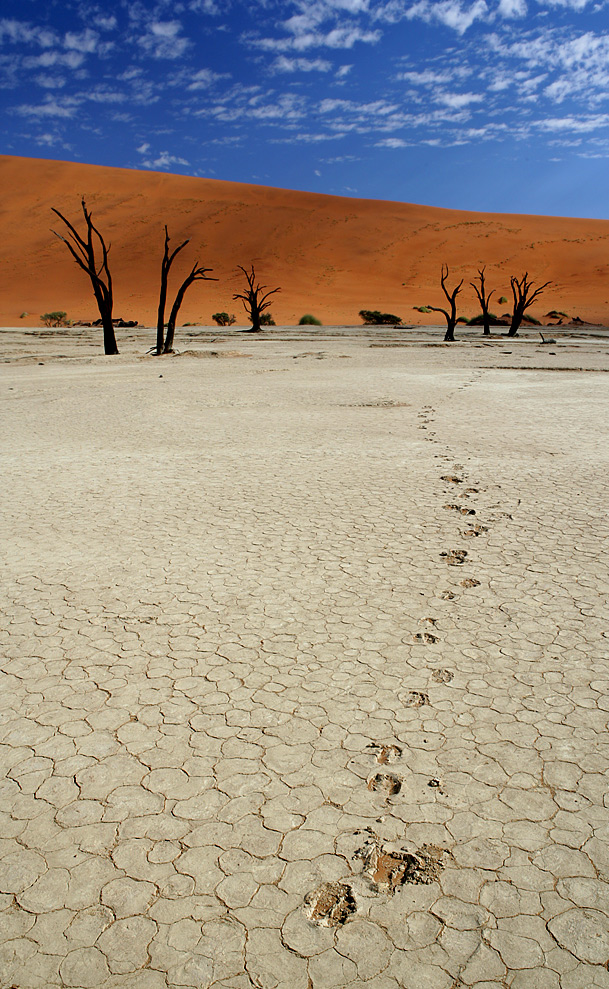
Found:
359,309 -> 402,326
498,296 -> 508,304
41,311 -> 69,327
299,314 -> 322,325
413,306 -> 432,314
260,313 -> 276,326
212,312 -> 236,326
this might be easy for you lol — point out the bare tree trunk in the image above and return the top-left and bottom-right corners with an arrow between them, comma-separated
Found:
509,273 -> 550,337
471,267 -> 494,337
51,199 -> 118,355
428,264 -> 463,344
156,226 -> 189,354
163,261 -> 215,353
234,265 -> 280,332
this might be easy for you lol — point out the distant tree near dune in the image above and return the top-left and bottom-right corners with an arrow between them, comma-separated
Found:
233,264 -> 280,332
508,272 -> 551,337
359,310 -> 402,326
470,266 -> 495,337
156,227 -> 217,354
51,199 -> 118,355
212,312 -> 237,326
427,265 -> 463,342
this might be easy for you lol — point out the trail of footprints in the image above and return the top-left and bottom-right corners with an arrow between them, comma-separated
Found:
303,411 -> 491,931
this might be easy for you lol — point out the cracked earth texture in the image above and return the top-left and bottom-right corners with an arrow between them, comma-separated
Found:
1,327 -> 609,988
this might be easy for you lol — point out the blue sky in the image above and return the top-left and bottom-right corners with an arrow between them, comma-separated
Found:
1,0 -> 609,217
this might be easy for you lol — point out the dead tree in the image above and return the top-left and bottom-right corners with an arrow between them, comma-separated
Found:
164,260 -> 216,353
509,272 -> 551,337
427,264 -> 463,342
156,226 -> 216,354
470,266 -> 495,336
233,264 -> 280,332
51,198 -> 118,355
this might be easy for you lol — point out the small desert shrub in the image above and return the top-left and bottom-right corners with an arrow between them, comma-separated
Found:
212,312 -> 237,326
20,312 -> 28,318
260,312 -> 276,326
413,306 -> 432,314
299,314 -> 322,325
359,309 -> 401,326
498,296 -> 508,304
41,311 -> 69,327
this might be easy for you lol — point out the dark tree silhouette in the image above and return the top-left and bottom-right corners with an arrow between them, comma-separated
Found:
508,272 -> 551,337
427,264 -> 463,342
470,266 -> 495,336
51,198 -> 118,355
233,264 -> 280,332
156,226 -> 216,354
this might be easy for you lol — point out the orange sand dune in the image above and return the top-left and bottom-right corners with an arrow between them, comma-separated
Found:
1,154 -> 608,328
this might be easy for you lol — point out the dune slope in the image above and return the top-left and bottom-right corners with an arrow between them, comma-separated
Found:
1,155 -> 608,327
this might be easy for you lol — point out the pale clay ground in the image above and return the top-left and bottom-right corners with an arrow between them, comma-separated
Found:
1,324 -> 609,989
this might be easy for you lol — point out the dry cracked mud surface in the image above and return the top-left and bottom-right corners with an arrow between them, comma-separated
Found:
1,327 -> 609,988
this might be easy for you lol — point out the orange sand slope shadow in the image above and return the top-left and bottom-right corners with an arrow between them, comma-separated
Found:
1,154 -> 608,328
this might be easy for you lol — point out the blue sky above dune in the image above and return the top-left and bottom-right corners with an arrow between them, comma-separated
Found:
1,0 -> 609,216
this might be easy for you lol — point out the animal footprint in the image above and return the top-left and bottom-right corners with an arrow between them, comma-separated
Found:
413,633 -> 438,644
460,578 -> 481,588
354,833 -> 446,892
432,669 -> 453,683
463,524 -> 488,537
304,882 -> 357,926
440,549 -> 468,565
368,743 -> 402,765
405,690 -> 429,708
367,773 -> 402,796
440,590 -> 455,600
441,475 -> 463,484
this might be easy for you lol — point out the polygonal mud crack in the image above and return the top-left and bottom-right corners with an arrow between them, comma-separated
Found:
432,669 -> 454,683
440,549 -> 468,566
354,833 -> 447,893
413,632 -> 438,644
368,743 -> 402,765
303,882 -> 357,927
405,690 -> 429,707
460,577 -> 481,588
367,772 -> 402,796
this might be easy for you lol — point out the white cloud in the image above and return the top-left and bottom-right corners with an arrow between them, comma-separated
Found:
405,0 -> 488,33
35,73 -> 66,88
435,90 -> 484,107
186,67 -> 230,89
64,30 -> 99,53
139,20 -> 190,59
376,136 -> 409,146
397,68 -> 455,84
141,151 -> 190,169
15,95 -> 80,117
272,55 -> 333,71
535,113 -> 609,132
0,19 -> 57,47
94,16 -> 118,31
497,0 -> 527,15
23,50 -> 86,69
